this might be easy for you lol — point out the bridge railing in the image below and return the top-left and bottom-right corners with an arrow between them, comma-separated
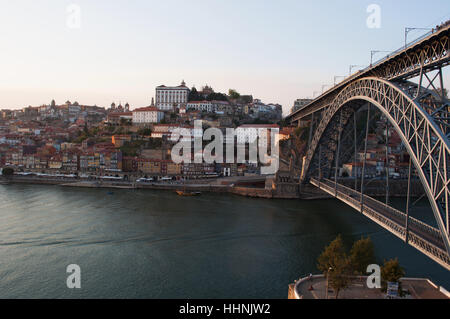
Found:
288,25 -> 447,120
310,177 -> 450,268
320,178 -> 443,243
312,178 -> 406,238
370,30 -> 434,69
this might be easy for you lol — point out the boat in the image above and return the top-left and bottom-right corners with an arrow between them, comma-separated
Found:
176,190 -> 201,196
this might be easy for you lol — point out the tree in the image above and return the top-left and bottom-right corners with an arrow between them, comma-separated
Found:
349,237 -> 376,274
317,235 -> 351,299
228,89 -> 240,100
1,167 -> 14,176
188,87 -> 201,101
206,92 -> 228,101
381,258 -> 405,292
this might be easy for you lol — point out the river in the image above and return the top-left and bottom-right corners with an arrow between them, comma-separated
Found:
0,184 -> 448,298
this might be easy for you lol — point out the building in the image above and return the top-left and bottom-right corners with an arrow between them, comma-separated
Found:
136,158 -> 162,175
291,99 -> 314,113
107,112 -> 132,125
236,124 -> 280,145
111,135 -> 132,148
132,107 -> 165,124
155,81 -> 190,111
186,101 -> 214,113
279,127 -> 295,140
342,162 -> 377,178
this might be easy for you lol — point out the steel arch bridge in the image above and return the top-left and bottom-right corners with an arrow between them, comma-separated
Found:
287,23 -> 450,269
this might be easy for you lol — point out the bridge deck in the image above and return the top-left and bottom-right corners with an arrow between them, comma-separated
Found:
310,178 -> 450,270
287,23 -> 450,121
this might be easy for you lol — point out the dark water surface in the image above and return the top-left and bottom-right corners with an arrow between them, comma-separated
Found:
0,184 -> 448,298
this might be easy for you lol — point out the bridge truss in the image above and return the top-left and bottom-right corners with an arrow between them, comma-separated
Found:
289,24 -> 450,269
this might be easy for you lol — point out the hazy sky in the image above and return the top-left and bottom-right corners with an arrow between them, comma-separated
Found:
0,0 -> 449,115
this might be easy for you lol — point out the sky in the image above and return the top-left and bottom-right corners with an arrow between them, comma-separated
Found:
0,0 -> 449,115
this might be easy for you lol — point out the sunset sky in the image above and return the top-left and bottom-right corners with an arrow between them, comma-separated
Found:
0,0 -> 449,114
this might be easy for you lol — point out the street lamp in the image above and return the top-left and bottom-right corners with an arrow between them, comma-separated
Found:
334,76 -> 346,86
325,267 -> 333,299
349,65 -> 366,76
404,27 -> 432,48
370,50 -> 391,66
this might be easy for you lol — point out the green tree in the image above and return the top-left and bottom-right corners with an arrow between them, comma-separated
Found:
317,235 -> 351,299
1,167 -> 14,176
188,87 -> 201,101
381,258 -> 405,292
206,92 -> 228,101
228,89 -> 240,100
349,237 -> 376,274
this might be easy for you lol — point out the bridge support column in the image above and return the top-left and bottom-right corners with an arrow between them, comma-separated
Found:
334,110 -> 342,197
385,118 -> 390,207
354,112 -> 358,191
318,144 -> 322,188
360,104 -> 371,213
308,112 -> 315,150
405,157 -> 412,244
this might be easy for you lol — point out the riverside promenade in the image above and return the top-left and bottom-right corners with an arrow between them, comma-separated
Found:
288,275 -> 450,299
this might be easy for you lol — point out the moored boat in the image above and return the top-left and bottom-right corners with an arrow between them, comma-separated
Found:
176,190 -> 201,196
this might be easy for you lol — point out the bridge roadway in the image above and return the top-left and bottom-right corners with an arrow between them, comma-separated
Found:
287,23 -> 450,122
310,178 -> 450,270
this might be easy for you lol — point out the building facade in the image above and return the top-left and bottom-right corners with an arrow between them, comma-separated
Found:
155,81 -> 190,111
132,107 -> 165,124
291,99 -> 313,113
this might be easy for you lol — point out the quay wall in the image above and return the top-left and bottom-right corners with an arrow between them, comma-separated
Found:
0,176 -> 427,200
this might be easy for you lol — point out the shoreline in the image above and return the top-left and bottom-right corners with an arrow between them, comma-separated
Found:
0,175 -> 422,200
0,175 -> 320,199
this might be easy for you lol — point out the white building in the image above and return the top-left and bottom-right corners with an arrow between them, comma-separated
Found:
132,107 -> 165,124
236,124 -> 279,145
186,101 -> 214,112
155,80 -> 190,111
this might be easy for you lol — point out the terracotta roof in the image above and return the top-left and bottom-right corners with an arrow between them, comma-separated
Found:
133,107 -> 161,112
238,124 -> 280,128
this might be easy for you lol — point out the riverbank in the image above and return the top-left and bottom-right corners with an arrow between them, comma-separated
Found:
1,175 -> 418,200
0,175 -> 317,199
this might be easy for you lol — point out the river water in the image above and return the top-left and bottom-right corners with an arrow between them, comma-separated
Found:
0,184 -> 448,298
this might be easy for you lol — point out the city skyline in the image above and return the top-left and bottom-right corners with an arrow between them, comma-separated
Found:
0,0 -> 449,114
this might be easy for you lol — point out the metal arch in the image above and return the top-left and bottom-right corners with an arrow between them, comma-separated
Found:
302,77 -> 450,255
